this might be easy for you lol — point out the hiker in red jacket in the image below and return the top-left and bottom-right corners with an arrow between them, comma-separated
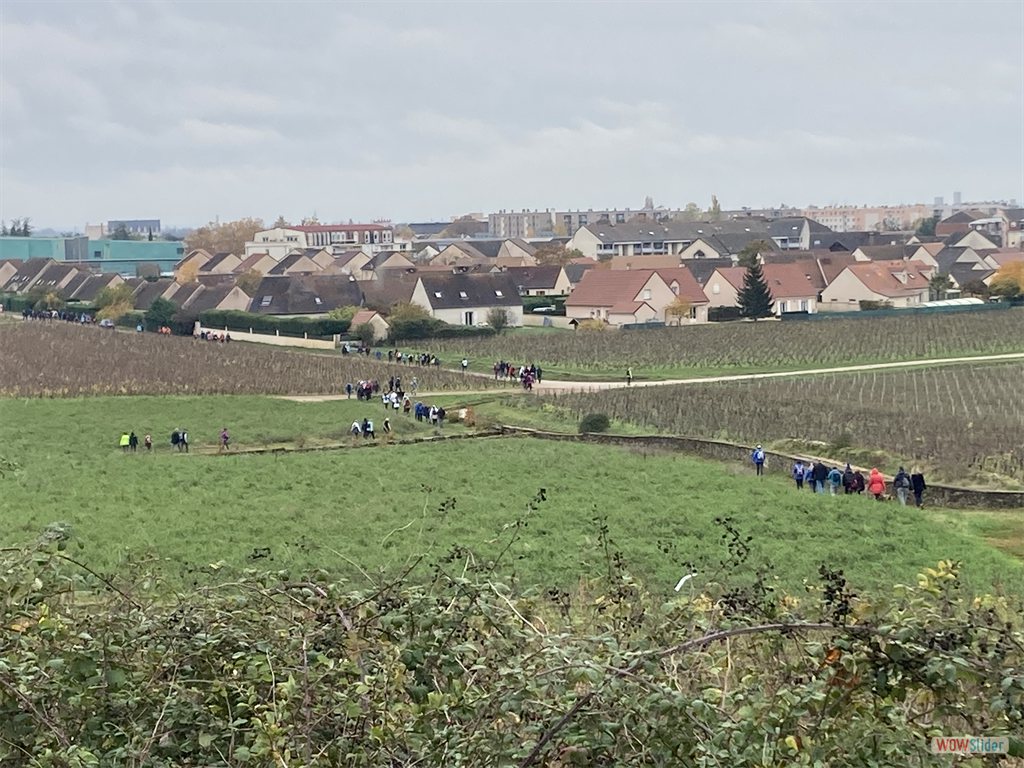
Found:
867,468 -> 886,500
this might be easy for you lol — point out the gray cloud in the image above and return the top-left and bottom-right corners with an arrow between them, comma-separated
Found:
1,0 -> 1021,229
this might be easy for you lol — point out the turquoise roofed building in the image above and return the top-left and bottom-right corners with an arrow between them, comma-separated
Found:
0,236 -> 185,276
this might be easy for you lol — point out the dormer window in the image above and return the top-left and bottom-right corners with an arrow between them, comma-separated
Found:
459,291 -> 468,299
260,296 -> 272,306
494,290 -> 503,297
434,291 -> 443,298
314,297 -> 322,305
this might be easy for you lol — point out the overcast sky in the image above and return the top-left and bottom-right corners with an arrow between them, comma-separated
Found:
1,0 -> 1022,230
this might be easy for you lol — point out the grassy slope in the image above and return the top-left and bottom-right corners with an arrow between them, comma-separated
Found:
1,396 -> 1020,595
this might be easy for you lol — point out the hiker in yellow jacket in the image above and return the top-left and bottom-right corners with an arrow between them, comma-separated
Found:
118,432 -> 130,453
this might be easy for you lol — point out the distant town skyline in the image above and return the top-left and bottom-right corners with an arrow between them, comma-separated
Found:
2,1 -> 1021,228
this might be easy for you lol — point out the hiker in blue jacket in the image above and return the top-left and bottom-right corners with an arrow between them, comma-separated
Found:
751,444 -> 766,476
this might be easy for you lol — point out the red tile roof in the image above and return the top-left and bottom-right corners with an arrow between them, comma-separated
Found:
652,266 -> 710,304
844,260 -> 932,297
566,269 -> 657,308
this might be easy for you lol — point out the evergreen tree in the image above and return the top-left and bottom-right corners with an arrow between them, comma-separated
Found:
737,263 -> 774,320
1,222 -> 7,236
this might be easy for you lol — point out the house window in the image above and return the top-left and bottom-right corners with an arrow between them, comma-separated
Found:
459,291 -> 468,299
494,290 -> 503,297
463,310 -> 474,325
314,297 -> 322,305
260,296 -> 272,307
800,300 -> 809,312
615,213 -> 625,223
688,307 -> 697,320
643,288 -> 651,300
93,251 -> 101,259
434,291 -> 443,298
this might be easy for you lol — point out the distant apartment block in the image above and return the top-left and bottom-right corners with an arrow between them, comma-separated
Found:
800,205 -> 932,232
488,199 -> 682,237
246,223 -> 395,259
107,219 -> 161,236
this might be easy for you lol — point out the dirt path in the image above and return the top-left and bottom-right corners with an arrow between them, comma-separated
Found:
275,351 -> 1024,401
531,351 -> 1024,393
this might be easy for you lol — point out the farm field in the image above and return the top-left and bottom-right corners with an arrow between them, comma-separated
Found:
431,307 -> 1024,380
542,361 -> 1024,489
0,322 -> 485,396
1,395 -> 1022,594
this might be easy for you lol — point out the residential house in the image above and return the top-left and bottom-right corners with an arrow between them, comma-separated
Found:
249,274 -> 364,316
320,250 -> 373,279
198,252 -> 241,276
27,262 -> 82,295
564,261 -> 596,292
0,259 -> 19,289
348,309 -> 390,342
410,272 -> 523,327
851,245 -> 906,262
999,208 -> 1024,248
131,279 -> 180,311
653,267 -> 711,323
502,265 -> 571,296
364,250 -> 416,276
267,252 -> 320,276
819,261 -> 932,311
361,275 -> 418,313
703,264 -> 818,315
935,210 -> 985,237
565,269 -> 676,326
233,252 -> 277,276
67,274 -> 124,303
944,229 -> 1001,251
2,258 -> 55,293
432,242 -> 489,266
175,249 -> 214,279
184,284 -> 253,314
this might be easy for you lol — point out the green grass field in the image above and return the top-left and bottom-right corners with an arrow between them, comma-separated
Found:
2,395 -> 1021,595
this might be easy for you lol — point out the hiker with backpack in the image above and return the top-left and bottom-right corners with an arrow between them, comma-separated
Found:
751,445 -> 766,477
792,460 -> 805,490
827,466 -> 843,495
893,466 -> 911,506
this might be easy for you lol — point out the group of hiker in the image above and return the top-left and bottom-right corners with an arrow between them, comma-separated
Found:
346,375 -> 419,402
751,447 -> 927,506
341,346 -> 443,368
349,401 -> 447,439
20,308 -> 94,323
120,427 -> 231,453
195,330 -> 232,342
493,361 -> 541,390
117,431 -> 152,452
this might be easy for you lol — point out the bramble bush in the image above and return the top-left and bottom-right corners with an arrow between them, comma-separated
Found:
579,412 -> 611,433
1,493 -> 1022,767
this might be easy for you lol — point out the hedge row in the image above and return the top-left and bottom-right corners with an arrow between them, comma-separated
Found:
388,317 -> 497,341
198,310 -> 351,339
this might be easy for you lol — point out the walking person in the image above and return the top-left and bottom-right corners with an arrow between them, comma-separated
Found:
802,463 -> 814,491
171,428 -> 180,451
751,444 -> 766,477
144,433 -> 152,452
461,358 -> 469,374
128,431 -> 139,453
910,468 -> 927,508
220,427 -> 231,452
382,417 -> 391,434
792,460 -> 805,490
119,432 -> 130,453
867,468 -> 886,501
180,429 -> 189,453
892,466 -> 911,506
626,367 -> 633,386
842,464 -> 856,494
827,466 -> 843,496
812,461 -> 828,494
350,420 -> 362,438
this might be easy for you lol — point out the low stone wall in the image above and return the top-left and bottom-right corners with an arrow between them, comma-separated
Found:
521,315 -> 574,329
498,427 -> 1024,511
197,325 -> 337,350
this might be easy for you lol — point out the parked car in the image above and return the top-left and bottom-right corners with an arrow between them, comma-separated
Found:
532,305 -> 557,314
99,319 -> 115,329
